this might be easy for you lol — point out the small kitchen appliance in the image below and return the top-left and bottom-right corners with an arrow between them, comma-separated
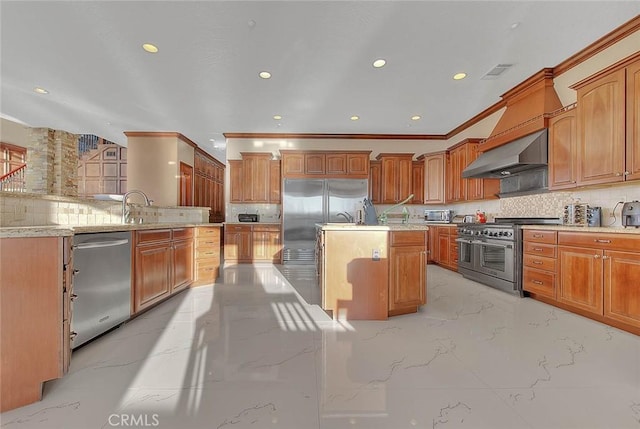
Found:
622,201 -> 640,228
238,213 -> 259,222
563,203 -> 601,227
424,209 -> 452,223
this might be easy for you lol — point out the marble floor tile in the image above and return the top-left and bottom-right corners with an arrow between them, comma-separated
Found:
2,264 -> 639,429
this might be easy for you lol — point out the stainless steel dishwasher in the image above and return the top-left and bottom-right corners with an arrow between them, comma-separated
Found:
72,231 -> 131,348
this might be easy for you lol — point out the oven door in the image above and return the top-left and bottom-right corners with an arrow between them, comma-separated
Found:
455,237 -> 474,271
471,239 -> 515,282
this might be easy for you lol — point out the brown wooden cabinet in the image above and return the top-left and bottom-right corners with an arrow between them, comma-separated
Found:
411,161 -> 424,204
523,229 -> 558,299
0,236 -> 71,412
530,230 -> 640,334
437,227 -> 451,268
193,226 -> 222,286
427,225 -> 439,263
281,150 -> 370,179
376,153 -> 413,203
229,153 -> 280,204
446,144 -> 467,203
194,149 -> 225,222
369,160 -> 382,204
133,228 -> 194,314
224,224 -> 282,263
427,225 -> 458,271
388,231 -> 427,315
465,143 -> 500,200
573,54 -> 640,186
548,107 -> 577,190
419,152 -> 446,204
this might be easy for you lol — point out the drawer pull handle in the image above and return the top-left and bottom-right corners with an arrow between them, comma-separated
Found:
594,254 -> 600,259
602,255 -> 609,260
70,293 -> 78,301
533,234 -> 543,238
532,280 -> 543,285
594,239 -> 611,243
70,331 -> 78,340
533,260 -> 543,265
533,248 -> 543,252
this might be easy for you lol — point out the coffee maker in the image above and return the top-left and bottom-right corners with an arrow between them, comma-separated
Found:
622,201 -> 640,228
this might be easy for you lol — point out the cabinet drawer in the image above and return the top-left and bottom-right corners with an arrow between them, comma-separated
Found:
437,227 -> 451,236
172,228 -> 193,240
195,246 -> 219,259
225,224 -> 252,233
390,231 -> 426,246
523,229 -> 558,244
195,260 -> 219,281
196,236 -> 220,248
523,241 -> 556,258
523,267 -> 556,298
136,229 -> 171,243
252,225 -> 281,232
523,254 -> 557,272
558,231 -> 640,251
196,226 -> 220,237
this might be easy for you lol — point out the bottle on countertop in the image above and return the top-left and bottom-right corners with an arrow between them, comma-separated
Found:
476,210 -> 486,223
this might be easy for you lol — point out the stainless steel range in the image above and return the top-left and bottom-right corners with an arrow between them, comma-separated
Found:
457,218 -> 561,296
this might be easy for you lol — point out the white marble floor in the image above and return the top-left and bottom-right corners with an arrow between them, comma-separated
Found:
2,265 -> 640,429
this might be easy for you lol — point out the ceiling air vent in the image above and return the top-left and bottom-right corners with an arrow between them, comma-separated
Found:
481,64 -> 513,80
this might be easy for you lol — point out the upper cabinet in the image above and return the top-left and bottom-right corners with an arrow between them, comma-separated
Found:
280,150 -> 370,179
411,161 -> 424,204
369,160 -> 382,204
194,149 -> 225,223
376,153 -> 414,204
572,53 -> 640,186
229,153 -> 280,204
446,144 -> 468,203
418,151 -> 446,204
466,143 -> 500,201
548,107 -> 577,190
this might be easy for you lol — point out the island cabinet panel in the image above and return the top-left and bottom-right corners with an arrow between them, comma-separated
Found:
1,236 -> 66,412
388,231 -> 427,315
557,245 -> 604,316
321,230 -> 389,320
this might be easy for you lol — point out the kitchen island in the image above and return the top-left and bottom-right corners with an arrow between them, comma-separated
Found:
317,223 -> 429,320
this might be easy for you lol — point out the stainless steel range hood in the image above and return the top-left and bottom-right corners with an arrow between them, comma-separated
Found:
462,129 -> 548,179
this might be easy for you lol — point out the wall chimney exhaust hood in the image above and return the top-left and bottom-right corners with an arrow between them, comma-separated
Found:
462,129 -> 548,179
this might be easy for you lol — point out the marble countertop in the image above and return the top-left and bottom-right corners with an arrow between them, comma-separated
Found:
521,224 -> 640,234
319,223 -> 430,231
223,222 -> 281,226
0,222 -> 224,238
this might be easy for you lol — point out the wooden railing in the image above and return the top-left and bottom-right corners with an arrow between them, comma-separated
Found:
0,163 -> 26,192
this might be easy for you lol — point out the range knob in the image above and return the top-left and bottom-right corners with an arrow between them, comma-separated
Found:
504,231 -> 513,237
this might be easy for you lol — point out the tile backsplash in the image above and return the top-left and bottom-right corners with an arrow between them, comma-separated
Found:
227,204 -> 281,223
0,193 -> 210,227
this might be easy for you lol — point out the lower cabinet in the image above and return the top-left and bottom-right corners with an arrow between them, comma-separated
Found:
430,225 -> 458,271
193,226 -> 222,286
389,231 -> 427,315
522,229 -> 558,299
224,224 -> 282,263
525,229 -> 640,335
0,236 -> 72,412
133,228 -> 194,314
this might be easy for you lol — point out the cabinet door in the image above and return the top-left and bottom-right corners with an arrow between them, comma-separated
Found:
427,226 -> 439,263
305,153 -> 326,175
437,232 -> 450,266
558,246 -> 603,315
347,153 -> 369,176
269,231 -> 282,263
252,231 -> 270,260
424,153 -> 445,204
269,160 -> 281,203
449,235 -> 458,270
577,68 -> 626,186
398,157 -> 413,202
224,231 -> 240,260
380,157 -> 399,203
549,109 -> 577,190
389,246 -> 426,310
135,241 -> 172,312
282,153 -> 304,176
466,144 -> 483,200
411,161 -> 424,204
626,59 -> 640,181
243,156 -> 269,202
326,153 -> 347,175
604,250 -> 640,328
172,238 -> 193,292
369,160 -> 382,204
229,160 -> 243,202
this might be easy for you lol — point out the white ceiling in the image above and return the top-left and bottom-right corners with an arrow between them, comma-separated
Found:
1,1 -> 639,160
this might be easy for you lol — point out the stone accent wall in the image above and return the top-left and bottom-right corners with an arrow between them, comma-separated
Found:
53,130 -> 78,196
24,128 -> 78,196
25,128 -> 55,194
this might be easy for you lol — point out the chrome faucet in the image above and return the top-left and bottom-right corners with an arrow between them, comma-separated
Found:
336,212 -> 354,223
122,190 -> 151,223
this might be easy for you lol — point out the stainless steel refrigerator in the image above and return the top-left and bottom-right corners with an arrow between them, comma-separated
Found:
282,178 -> 368,264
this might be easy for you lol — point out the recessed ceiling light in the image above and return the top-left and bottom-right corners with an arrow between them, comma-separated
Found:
372,59 -> 386,68
511,22 -> 521,30
411,115 -> 421,121
259,71 -> 271,79
209,138 -> 215,142
453,72 -> 467,80
273,115 -> 282,120
33,87 -> 49,94
350,115 -> 359,121
142,43 -> 159,53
